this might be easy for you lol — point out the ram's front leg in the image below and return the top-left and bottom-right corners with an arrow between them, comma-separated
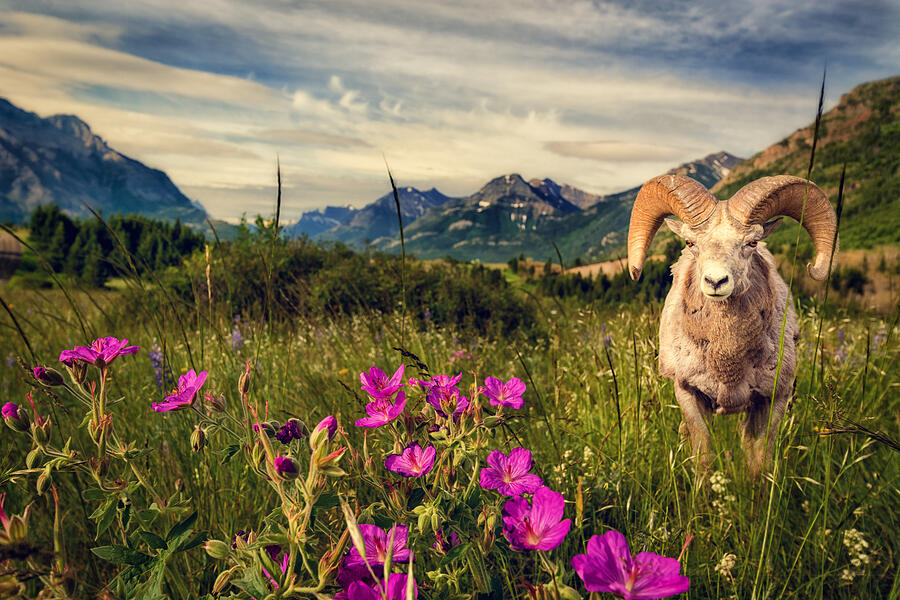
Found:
740,394 -> 787,479
674,381 -> 712,475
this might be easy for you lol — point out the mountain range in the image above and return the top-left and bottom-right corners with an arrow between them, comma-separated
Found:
0,98 -> 207,225
294,151 -> 741,263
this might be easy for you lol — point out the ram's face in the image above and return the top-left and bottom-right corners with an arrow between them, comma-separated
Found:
666,208 -> 780,301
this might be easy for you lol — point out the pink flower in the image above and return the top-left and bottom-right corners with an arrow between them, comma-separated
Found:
409,373 -> 461,391
343,524 -> 411,572
434,529 -> 461,554
315,415 -> 338,440
385,443 -> 436,477
152,369 -> 208,412
502,485 -> 571,551
571,530 -> 690,599
1,402 -> 19,420
360,364 -> 405,399
425,387 -> 469,419
58,336 -> 139,366
355,391 -> 407,428
480,447 -> 543,496
273,456 -> 300,480
343,574 -> 418,600
482,376 -> 526,409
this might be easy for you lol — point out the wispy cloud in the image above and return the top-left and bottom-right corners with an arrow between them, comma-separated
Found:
0,1 -> 896,220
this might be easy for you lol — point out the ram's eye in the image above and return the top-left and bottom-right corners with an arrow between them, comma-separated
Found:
686,241 -> 695,248
747,240 -> 758,248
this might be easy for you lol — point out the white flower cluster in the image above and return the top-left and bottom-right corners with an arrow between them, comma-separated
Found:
840,528 -> 874,583
709,471 -> 736,514
715,553 -> 737,578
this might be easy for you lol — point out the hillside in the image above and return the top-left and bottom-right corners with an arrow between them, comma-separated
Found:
0,98 -> 207,225
713,76 -> 900,250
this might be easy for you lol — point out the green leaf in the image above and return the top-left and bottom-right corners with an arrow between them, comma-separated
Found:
138,530 -> 167,551
124,448 -> 154,460
440,542 -> 471,566
91,497 -> 117,539
166,510 -> 198,547
219,443 -> 240,463
174,531 -> 205,553
91,545 -> 152,565
465,487 -> 481,509
82,487 -> 106,501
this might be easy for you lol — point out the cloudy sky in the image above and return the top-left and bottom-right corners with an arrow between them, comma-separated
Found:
1,1 -> 897,222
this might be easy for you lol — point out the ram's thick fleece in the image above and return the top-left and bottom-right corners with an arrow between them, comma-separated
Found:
627,174 -> 838,477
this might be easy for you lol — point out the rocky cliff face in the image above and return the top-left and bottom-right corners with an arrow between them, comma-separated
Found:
0,98 -> 206,224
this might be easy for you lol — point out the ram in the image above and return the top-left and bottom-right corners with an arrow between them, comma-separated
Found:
627,175 -> 838,477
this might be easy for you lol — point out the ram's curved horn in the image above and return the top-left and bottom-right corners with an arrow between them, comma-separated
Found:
627,175 -> 717,280
727,175 -> 838,281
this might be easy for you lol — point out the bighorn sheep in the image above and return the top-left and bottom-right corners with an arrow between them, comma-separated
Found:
627,175 -> 838,477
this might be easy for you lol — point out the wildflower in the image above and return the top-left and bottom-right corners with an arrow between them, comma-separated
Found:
343,524 -> 411,571
152,369 -> 208,412
342,574 -> 418,600
571,530 -> 690,599
0,493 -> 31,545
58,336 -> 139,366
714,553 -> 737,578
360,364 -> 405,399
410,373 -> 461,392
355,391 -> 407,428
148,343 -> 170,390
434,528 -> 461,554
425,387 -> 469,419
482,376 -> 526,409
480,448 -> 543,496
262,549 -> 290,590
502,485 -> 571,551
32,366 -> 63,386
276,418 -> 308,444
385,442 -> 436,477
273,456 -> 300,480
314,415 -> 338,440
2,402 -> 28,432
231,315 -> 243,351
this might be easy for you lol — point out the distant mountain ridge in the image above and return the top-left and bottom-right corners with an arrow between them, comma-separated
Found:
0,98 -> 206,224
367,151 -> 742,262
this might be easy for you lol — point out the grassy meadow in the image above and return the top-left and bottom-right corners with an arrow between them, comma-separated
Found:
0,235 -> 897,599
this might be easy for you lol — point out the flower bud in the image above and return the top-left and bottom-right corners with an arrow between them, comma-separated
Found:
32,418 -> 52,446
204,539 -> 231,560
32,367 -> 64,387
191,426 -> 207,452
238,363 -> 251,395
213,566 -> 240,594
205,392 -> 226,414
273,456 -> 300,481
64,361 -> 88,385
2,402 -> 29,432
314,416 -> 336,440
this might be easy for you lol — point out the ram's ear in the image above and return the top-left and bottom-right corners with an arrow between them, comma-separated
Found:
664,218 -> 686,238
761,217 -> 783,239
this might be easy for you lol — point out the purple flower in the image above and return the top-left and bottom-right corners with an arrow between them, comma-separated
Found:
434,529 -> 461,553
343,524 -> 411,571
275,419 -> 307,444
314,415 -> 338,440
410,373 -> 461,391
148,343 -> 170,390
355,391 -> 407,428
58,336 -> 139,366
273,456 -> 300,480
385,443 -> 436,477
480,448 -> 543,496
262,550 -> 290,590
152,369 -> 208,412
342,574 -> 418,600
425,387 -> 469,419
502,485 -> 571,551
571,530 -> 690,599
2,402 -> 20,420
360,364 -> 405,399
482,376 -> 526,409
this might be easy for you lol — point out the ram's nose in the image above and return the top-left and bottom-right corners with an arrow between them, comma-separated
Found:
703,275 -> 729,291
